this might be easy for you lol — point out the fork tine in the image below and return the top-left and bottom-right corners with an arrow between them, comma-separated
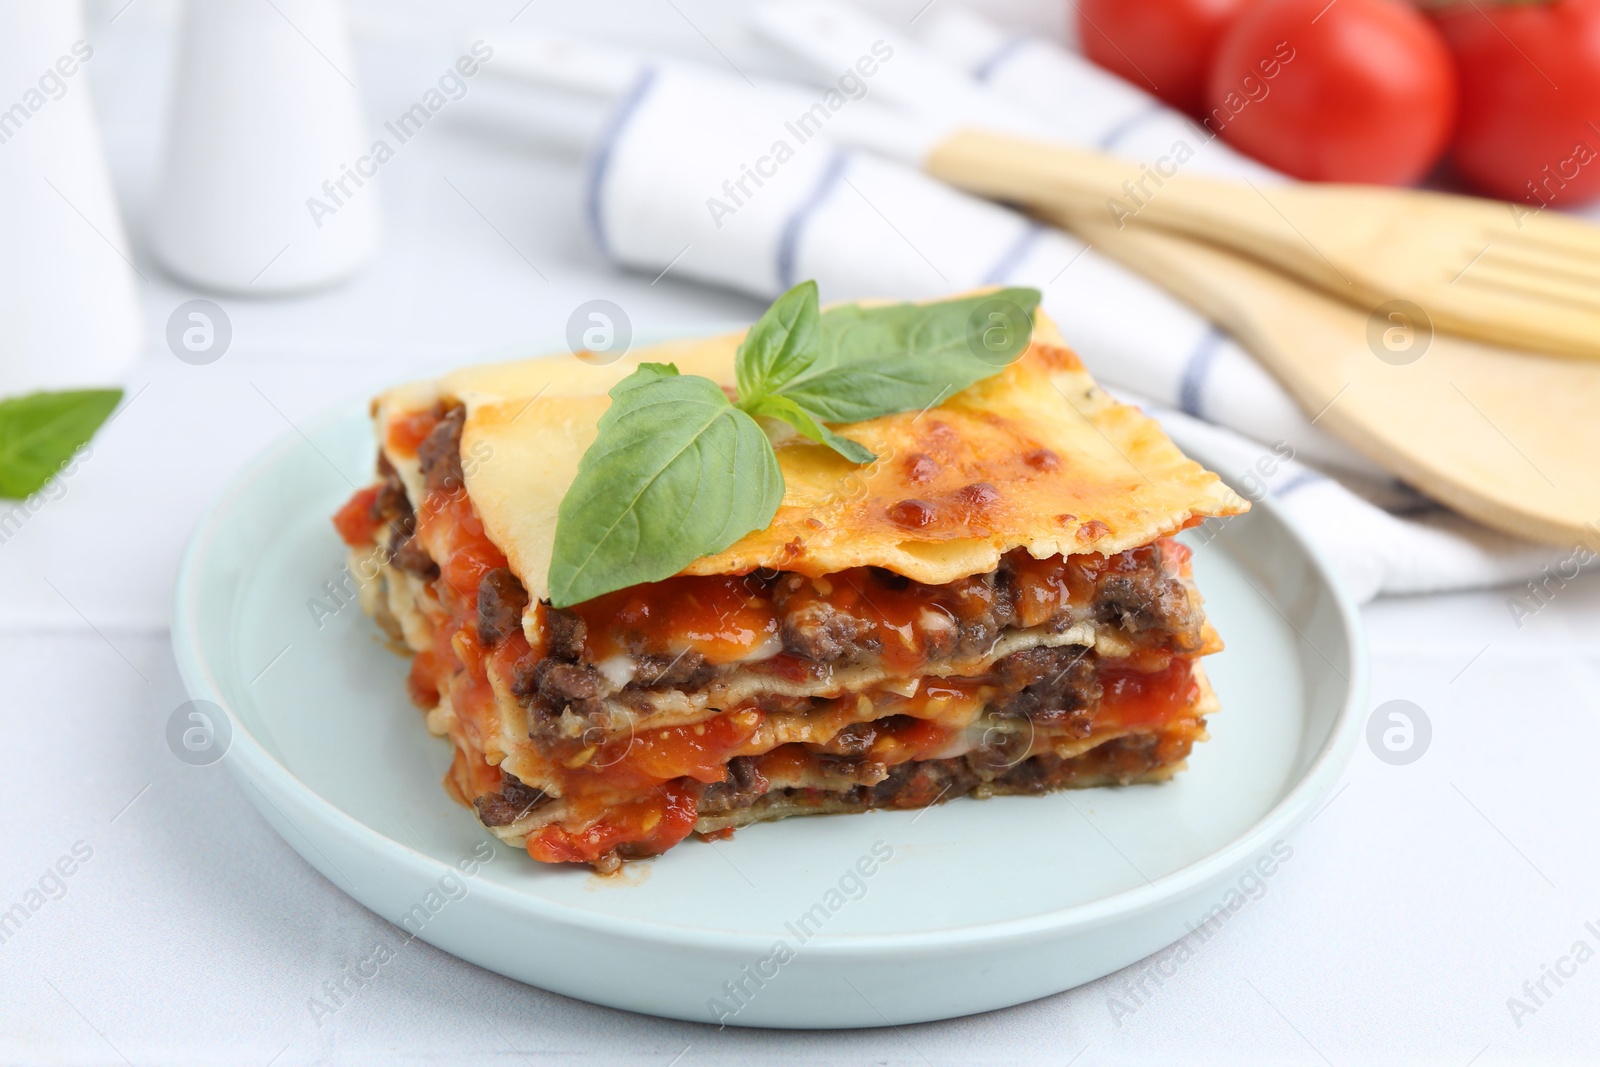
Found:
1478,244 -> 1600,287
1495,220 -> 1600,259
1453,265 -> 1600,315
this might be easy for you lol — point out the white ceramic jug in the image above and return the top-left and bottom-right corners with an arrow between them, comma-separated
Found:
0,0 -> 142,395
151,0 -> 380,293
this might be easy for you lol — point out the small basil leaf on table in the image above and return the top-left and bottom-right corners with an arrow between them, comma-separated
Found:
735,279 -> 822,403
0,388 -> 123,499
547,363 -> 784,608
741,393 -> 876,464
774,287 -> 1042,424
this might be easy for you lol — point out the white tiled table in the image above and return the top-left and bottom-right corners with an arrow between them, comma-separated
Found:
4,5 -> 1597,1064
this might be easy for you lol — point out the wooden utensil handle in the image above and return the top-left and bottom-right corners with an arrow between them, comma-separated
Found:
1056,211 -> 1259,341
1053,207 -> 1600,548
925,129 -> 1343,290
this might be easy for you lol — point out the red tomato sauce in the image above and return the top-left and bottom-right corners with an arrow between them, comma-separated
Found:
571,709 -> 765,794
526,780 -> 699,866
558,539 -> 1191,674
417,485 -> 508,606
569,574 -> 780,665
406,650 -> 440,709
386,407 -> 443,456
332,485 -> 382,547
1099,656 -> 1199,730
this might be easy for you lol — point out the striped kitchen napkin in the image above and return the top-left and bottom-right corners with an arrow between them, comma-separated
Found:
485,21 -> 1566,601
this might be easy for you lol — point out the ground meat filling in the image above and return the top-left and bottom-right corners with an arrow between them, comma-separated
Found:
376,416 -> 1199,694
517,548 -> 1194,713
477,567 -> 529,647
473,771 -> 552,827
1096,546 -> 1203,651
521,638 -> 1108,754
371,402 -> 464,581
544,608 -> 586,661
774,577 -> 882,662
988,644 -> 1102,725
510,609 -> 722,743
513,657 -> 613,748
372,455 -> 437,581
698,756 -> 770,813
417,403 -> 466,496
632,651 -> 717,689
770,566 -> 1022,666
695,731 -> 1189,820
391,537 -> 436,580
817,720 -> 878,756
372,453 -> 412,527
948,567 -> 1022,658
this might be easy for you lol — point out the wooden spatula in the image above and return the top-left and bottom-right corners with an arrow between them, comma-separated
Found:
1052,211 -> 1600,548
930,129 -> 1600,363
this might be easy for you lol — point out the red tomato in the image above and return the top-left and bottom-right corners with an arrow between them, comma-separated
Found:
1430,0 -> 1600,207
1207,0 -> 1457,184
1076,0 -> 1257,116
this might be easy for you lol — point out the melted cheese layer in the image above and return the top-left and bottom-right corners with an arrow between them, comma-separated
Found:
373,303 -> 1247,605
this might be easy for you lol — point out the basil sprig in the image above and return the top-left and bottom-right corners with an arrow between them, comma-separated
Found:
547,365 -> 782,607
0,389 -> 123,499
546,283 -> 1040,607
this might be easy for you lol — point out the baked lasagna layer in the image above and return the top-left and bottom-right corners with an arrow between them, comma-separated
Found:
334,304 -> 1245,872
342,522 -> 1217,871
694,728 -> 1203,833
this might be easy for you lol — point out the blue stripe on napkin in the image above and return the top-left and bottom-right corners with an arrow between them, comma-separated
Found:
584,67 -> 659,260
776,148 -> 851,290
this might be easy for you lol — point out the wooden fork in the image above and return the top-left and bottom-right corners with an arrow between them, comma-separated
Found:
1051,210 -> 1600,548
929,129 -> 1600,362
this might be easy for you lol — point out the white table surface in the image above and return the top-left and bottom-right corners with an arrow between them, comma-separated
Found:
5,3 -> 1599,1064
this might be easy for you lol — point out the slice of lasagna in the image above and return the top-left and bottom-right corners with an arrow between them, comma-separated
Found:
333,304 -> 1247,873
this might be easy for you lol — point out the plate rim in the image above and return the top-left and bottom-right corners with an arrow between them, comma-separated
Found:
171,364 -> 1368,959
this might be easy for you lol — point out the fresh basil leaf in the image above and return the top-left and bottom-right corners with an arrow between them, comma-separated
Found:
547,364 -> 783,608
624,360 -> 680,386
735,279 -> 821,403
0,388 -> 122,499
772,288 -> 1041,424
550,287 -> 1041,606
742,394 -> 876,464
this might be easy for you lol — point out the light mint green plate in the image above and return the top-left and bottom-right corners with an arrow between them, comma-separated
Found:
172,389 -> 1365,1028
